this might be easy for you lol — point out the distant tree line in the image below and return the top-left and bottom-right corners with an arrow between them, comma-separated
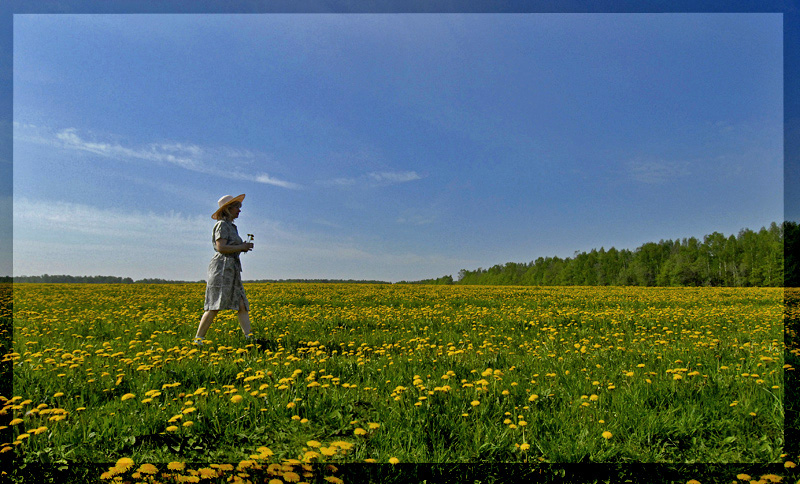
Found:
427,222 -> 792,287
244,279 -> 391,284
9,275 -> 390,285
10,275 -> 201,284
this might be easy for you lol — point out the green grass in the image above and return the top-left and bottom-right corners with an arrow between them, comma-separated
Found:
1,283 -> 794,483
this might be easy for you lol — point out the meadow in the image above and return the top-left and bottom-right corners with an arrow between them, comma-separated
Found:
1,283 -> 794,483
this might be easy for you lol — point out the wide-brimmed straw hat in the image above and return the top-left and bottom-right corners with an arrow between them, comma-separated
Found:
212,194 -> 245,220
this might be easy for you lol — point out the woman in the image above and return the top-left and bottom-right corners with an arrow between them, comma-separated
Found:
194,194 -> 255,346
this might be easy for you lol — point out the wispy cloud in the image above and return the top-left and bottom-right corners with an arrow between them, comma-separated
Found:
317,171 -> 423,188
14,123 -> 302,189
626,159 -> 690,184
12,197 -> 466,282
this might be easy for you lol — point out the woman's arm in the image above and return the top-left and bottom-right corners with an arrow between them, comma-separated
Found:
215,238 -> 254,254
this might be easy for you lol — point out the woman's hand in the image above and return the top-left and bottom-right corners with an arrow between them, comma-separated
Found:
216,239 -> 254,254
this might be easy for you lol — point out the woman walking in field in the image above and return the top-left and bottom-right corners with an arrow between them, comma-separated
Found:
194,194 -> 255,346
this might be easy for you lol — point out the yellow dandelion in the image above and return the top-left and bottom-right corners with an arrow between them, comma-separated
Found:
9,418 -> 23,426
324,477 -> 344,484
166,425 -> 179,432
182,421 -> 193,427
138,463 -> 158,474
269,479 -> 283,484
198,468 -> 218,479
520,443 -> 530,451
354,428 -> 367,436
167,462 -> 185,471
53,392 -> 64,398
686,480 -> 701,484
182,407 -> 196,414
367,422 -> 380,430
121,393 -> 135,401
364,458 -> 377,463
388,457 -> 400,464
759,474 -> 782,483
470,400 -> 480,406
115,457 -> 134,471
231,395 -> 243,403
306,440 -> 321,448
601,431 -> 613,440
16,433 -> 30,441
785,461 -> 796,468
283,471 -> 301,482
528,394 -> 539,402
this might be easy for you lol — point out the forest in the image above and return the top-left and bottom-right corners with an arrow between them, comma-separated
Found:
7,221 -> 799,287
418,221 -> 797,287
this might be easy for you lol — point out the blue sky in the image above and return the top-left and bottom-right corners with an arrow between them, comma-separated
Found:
10,12 -> 784,282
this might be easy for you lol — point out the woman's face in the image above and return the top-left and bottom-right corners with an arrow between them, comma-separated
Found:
228,203 -> 241,220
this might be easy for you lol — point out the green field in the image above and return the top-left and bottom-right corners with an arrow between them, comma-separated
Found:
1,283 -> 795,483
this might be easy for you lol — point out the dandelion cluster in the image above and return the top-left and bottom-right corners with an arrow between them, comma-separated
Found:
1,283 -> 785,469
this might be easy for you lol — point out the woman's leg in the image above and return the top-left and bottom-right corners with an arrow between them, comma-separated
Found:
237,298 -> 252,337
196,310 -> 218,340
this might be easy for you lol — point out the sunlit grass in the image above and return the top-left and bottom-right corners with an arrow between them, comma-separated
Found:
1,283 -> 793,482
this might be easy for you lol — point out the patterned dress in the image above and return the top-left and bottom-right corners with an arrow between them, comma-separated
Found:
204,220 -> 250,311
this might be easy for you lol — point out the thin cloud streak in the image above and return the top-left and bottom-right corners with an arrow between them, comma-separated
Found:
15,123 -> 303,189
317,171 -> 423,188
626,159 -> 691,184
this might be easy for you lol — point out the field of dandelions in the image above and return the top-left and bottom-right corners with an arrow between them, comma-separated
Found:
2,283 -> 798,484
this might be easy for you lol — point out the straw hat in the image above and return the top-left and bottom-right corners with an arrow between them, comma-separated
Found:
212,194 -> 245,220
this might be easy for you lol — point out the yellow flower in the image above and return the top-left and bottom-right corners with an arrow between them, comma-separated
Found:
759,474 -> 782,483
198,468 -> 218,479
167,462 -> 185,471
686,480 -> 701,484
520,443 -> 530,451
283,471 -> 301,482
269,479 -> 283,484
231,395 -> 243,403
470,400 -> 480,407
784,461 -> 796,468
306,440 -> 321,448
138,463 -> 158,474
166,425 -> 179,432
388,457 -> 400,464
115,457 -> 134,471
354,428 -> 367,436
182,407 -> 196,414
367,422 -> 380,430
324,477 -> 344,484
601,431 -> 613,440
9,418 -> 23,426
53,392 -> 64,398
182,421 -> 193,427
120,393 -> 135,401
528,394 -> 539,402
